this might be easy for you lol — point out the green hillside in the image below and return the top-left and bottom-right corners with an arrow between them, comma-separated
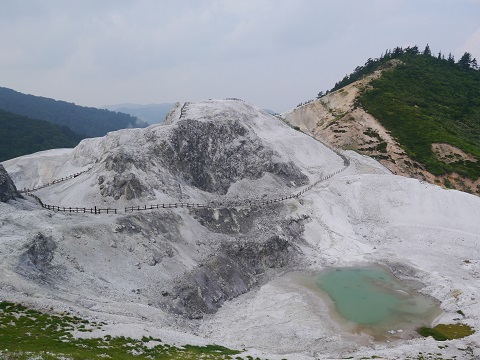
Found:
0,109 -> 84,162
0,87 -> 148,137
318,46 -> 480,182
357,52 -> 480,179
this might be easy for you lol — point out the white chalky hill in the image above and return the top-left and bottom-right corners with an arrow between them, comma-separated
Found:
1,99 -> 480,359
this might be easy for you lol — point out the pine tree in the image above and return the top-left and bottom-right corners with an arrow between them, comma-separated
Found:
423,44 -> 431,56
447,53 -> 455,65
457,52 -> 477,70
472,58 -> 478,70
392,46 -> 404,57
405,46 -> 419,55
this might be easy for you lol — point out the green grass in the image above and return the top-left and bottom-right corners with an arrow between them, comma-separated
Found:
0,301 -> 243,359
418,323 -> 475,341
357,54 -> 480,179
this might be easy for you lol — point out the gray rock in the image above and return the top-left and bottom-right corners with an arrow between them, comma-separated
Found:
160,204 -> 306,319
100,172 -> 152,200
163,234 -> 297,319
16,233 -> 63,284
0,164 -> 22,202
157,119 -> 309,195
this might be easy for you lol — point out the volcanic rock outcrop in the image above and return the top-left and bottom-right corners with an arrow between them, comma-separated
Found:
0,164 -> 22,202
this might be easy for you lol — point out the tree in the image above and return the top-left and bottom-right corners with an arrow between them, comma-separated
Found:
457,52 -> 477,70
317,91 -> 325,99
447,53 -> 455,65
423,44 -> 431,56
405,45 -> 419,55
472,58 -> 478,70
392,46 -> 404,57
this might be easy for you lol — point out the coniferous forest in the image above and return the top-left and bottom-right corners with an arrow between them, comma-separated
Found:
0,109 -> 84,162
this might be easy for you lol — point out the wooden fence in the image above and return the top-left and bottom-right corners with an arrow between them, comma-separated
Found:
23,156 -> 349,215
26,193 -> 117,214
20,122 -> 351,216
19,167 -> 92,194
179,102 -> 190,119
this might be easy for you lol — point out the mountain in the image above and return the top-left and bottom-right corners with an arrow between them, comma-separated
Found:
104,103 -> 176,124
0,109 -> 84,162
0,87 -> 148,137
283,49 -> 480,195
1,100 -> 480,359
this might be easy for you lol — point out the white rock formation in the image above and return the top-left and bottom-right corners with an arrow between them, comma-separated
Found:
1,99 -> 479,359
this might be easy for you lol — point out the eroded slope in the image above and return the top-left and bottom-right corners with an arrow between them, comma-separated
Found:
283,61 -> 480,195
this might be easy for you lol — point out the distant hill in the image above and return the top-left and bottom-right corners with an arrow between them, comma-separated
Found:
0,87 -> 148,137
104,103 -> 176,124
0,109 -> 84,162
284,46 -> 480,195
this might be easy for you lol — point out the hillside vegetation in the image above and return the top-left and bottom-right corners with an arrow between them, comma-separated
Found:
285,45 -> 480,195
357,52 -> 480,180
0,87 -> 148,137
0,109 -> 83,162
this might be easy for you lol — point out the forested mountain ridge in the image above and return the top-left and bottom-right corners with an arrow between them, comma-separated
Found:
284,46 -> 480,195
0,109 -> 84,162
0,87 -> 148,137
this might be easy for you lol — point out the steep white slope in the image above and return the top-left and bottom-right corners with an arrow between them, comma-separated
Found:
1,100 -> 479,359
4,100 -> 342,208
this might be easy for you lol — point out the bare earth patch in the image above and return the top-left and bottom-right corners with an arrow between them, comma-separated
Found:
432,143 -> 478,164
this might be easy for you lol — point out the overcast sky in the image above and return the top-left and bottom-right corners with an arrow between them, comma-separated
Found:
1,0 -> 479,113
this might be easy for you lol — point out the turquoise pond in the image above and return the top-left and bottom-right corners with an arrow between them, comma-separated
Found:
313,266 -> 442,339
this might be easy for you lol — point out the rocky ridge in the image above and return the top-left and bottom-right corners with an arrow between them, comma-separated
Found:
282,62 -> 480,195
0,164 -> 22,202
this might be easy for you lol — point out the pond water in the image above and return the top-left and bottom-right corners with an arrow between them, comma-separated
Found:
312,265 -> 442,340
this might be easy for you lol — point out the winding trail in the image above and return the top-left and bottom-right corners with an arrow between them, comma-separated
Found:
20,110 -> 351,214
24,152 -> 349,214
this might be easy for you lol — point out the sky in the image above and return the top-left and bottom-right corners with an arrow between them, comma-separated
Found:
1,0 -> 480,113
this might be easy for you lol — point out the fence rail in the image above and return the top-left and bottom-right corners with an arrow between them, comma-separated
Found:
20,127 -> 351,216
24,156 -> 349,215
19,167 -> 93,194
179,102 -> 190,119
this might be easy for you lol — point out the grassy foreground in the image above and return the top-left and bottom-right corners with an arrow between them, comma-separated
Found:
0,301 -> 244,360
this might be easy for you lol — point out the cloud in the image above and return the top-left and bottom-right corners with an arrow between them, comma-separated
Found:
1,0 -> 480,112
458,27 -> 480,59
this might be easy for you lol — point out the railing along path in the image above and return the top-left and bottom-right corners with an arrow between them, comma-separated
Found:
22,110 -> 350,215
24,155 -> 349,215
